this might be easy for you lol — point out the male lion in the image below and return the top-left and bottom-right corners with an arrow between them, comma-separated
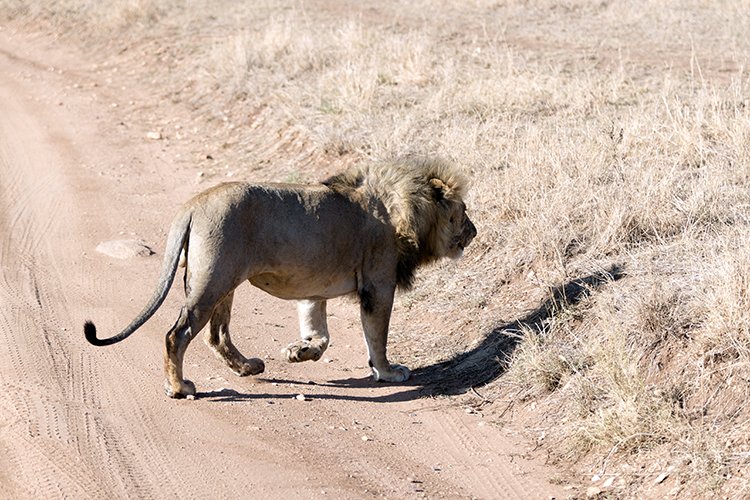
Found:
84,157 -> 476,398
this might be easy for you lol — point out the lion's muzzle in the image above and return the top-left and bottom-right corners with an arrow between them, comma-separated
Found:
459,216 -> 477,250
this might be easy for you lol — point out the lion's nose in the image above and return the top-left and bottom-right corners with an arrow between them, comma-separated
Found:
464,218 -> 477,243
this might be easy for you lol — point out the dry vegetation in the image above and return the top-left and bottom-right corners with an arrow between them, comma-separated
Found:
2,0 -> 750,496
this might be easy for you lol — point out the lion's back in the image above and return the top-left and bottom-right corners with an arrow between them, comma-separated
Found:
185,180 -> 394,270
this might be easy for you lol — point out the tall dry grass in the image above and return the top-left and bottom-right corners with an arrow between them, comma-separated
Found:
3,0 -> 750,495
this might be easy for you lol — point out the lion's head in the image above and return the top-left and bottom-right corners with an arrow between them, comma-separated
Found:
324,157 -> 476,289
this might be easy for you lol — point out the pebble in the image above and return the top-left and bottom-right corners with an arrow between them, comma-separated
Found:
655,466 -> 674,484
655,471 -> 669,484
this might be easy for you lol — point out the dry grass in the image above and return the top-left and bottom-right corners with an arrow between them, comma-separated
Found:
4,0 -> 750,496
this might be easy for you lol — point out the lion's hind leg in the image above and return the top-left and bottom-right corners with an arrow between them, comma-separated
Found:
164,306 -> 201,399
283,300 -> 330,363
204,292 -> 265,377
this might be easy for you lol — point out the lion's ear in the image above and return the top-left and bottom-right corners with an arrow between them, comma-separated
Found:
429,178 -> 450,202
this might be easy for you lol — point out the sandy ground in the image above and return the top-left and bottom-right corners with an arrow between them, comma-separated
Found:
0,28 -> 570,499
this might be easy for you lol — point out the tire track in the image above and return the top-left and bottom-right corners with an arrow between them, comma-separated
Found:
421,408 -> 560,500
431,411 -> 507,498
0,43 -> 186,499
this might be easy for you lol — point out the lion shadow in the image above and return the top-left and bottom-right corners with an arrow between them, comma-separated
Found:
406,263 -> 626,397
199,264 -> 624,403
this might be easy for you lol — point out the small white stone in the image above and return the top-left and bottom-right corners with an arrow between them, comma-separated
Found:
146,131 -> 162,140
295,394 -> 308,401
655,471 -> 669,484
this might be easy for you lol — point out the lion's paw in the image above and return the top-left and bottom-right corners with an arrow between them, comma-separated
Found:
164,379 -> 197,399
371,363 -> 410,383
234,357 -> 265,377
283,339 -> 325,363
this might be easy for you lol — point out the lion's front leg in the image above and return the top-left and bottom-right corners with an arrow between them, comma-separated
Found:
359,283 -> 410,383
284,299 -> 330,363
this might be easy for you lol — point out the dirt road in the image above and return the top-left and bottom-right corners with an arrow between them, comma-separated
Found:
0,30 -> 566,499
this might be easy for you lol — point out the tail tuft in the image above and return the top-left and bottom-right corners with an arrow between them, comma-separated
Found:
84,321 -> 103,346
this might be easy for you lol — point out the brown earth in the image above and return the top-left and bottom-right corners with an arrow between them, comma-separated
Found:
0,28 -> 574,499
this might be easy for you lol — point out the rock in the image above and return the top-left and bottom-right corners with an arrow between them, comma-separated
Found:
95,239 -> 154,259
655,471 -> 670,484
655,465 -> 674,484
146,131 -> 162,140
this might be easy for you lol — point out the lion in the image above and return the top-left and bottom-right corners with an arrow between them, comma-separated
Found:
84,157 -> 476,399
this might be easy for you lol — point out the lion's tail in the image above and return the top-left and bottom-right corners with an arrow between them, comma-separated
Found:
84,211 -> 192,347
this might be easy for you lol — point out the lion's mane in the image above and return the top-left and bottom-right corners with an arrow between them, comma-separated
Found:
323,157 -> 468,290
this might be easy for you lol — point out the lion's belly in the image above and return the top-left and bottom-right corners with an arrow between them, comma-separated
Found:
249,271 -> 357,301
